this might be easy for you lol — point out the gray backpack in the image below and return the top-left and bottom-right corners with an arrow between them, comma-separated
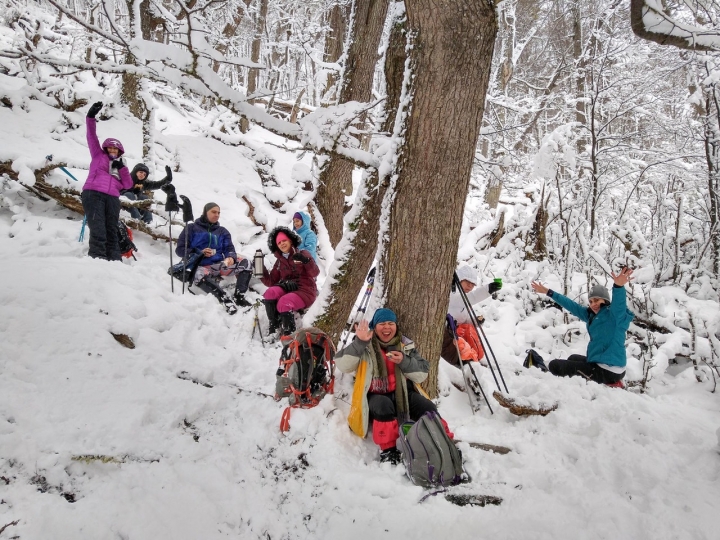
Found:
399,411 -> 466,488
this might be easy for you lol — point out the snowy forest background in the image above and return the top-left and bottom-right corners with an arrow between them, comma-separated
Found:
1,1 -> 720,539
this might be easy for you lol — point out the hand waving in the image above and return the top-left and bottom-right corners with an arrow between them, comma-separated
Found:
354,319 -> 373,341
612,267 -> 634,287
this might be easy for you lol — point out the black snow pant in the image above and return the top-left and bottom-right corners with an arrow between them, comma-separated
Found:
548,354 -> 625,385
82,189 -> 122,261
368,384 -> 438,423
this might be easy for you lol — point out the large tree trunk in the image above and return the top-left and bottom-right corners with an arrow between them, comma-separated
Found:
381,0 -> 497,398
315,0 -> 390,248
314,12 -> 407,343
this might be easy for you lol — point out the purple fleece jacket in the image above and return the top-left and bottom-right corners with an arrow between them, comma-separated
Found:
82,117 -> 133,196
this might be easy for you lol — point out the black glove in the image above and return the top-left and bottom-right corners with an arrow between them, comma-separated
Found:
488,281 -> 502,294
111,159 -> 125,170
164,165 -> 173,183
292,252 -> 310,264
278,279 -> 299,292
87,101 -> 103,118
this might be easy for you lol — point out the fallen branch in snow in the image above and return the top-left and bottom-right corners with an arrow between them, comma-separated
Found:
0,520 -> 20,535
110,332 -> 135,349
1,161 -> 181,242
493,391 -> 558,417
71,454 -> 160,464
176,371 -> 275,399
462,441 -> 512,455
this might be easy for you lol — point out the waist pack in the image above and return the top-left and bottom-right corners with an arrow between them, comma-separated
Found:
276,327 -> 335,432
399,411 -> 466,488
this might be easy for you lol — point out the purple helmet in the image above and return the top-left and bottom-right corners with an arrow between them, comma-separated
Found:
102,138 -> 125,156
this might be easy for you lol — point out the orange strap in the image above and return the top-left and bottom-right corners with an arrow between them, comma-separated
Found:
280,407 -> 291,432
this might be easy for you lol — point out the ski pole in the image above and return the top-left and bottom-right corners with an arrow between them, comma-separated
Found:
78,215 -> 87,242
338,267 -> 376,350
453,272 -> 508,394
46,155 -> 79,182
475,322 -> 508,393
447,315 -> 493,414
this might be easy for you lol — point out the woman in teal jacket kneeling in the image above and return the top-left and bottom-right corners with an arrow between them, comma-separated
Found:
531,267 -> 634,385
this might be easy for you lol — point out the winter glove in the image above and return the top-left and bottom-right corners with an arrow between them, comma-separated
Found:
292,252 -> 310,264
488,281 -> 502,294
278,279 -> 299,292
111,159 -> 125,170
164,165 -> 173,183
87,101 -> 103,119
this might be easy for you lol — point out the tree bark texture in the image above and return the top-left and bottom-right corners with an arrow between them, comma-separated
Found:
314,14 -> 407,343
315,0 -> 390,248
322,1 -> 351,103
383,0 -> 497,398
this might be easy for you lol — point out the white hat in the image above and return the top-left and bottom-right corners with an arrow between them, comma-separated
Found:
456,265 -> 478,285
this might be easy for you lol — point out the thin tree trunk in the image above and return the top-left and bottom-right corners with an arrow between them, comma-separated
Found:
315,0 -> 390,248
322,1 -> 351,104
381,0 -> 497,398
314,12 -> 407,343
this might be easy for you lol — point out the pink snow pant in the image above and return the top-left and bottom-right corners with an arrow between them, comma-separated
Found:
263,286 -> 307,313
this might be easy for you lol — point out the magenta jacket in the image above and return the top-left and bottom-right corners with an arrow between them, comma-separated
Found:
82,117 -> 133,196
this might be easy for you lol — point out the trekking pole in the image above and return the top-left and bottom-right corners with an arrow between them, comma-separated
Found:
475,322 -> 509,393
338,266 -> 376,350
79,215 -> 87,242
168,211 -> 174,293
447,315 -> 493,414
453,272 -> 508,394
251,301 -> 265,348
179,196 -> 194,295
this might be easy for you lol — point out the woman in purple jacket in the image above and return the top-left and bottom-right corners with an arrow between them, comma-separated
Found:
260,226 -> 319,336
80,102 -> 133,260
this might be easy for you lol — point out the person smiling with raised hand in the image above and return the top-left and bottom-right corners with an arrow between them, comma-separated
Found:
335,308 -> 454,465
530,267 -> 635,385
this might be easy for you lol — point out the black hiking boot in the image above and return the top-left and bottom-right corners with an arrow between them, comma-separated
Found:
264,300 -> 280,334
233,291 -> 252,308
279,311 -> 296,337
379,448 -> 402,465
197,278 -> 237,315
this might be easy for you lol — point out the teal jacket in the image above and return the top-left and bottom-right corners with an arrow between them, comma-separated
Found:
293,211 -> 318,262
549,286 -> 634,368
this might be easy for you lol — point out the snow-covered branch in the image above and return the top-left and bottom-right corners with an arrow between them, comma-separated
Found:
631,0 -> 720,51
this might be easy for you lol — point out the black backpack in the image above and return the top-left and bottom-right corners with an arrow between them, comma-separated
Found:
275,328 -> 335,432
117,221 -> 137,258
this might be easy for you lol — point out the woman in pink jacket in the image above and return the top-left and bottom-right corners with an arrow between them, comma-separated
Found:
81,102 -> 133,260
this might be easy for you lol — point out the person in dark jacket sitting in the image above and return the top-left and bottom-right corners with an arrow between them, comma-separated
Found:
176,202 -> 252,313
530,267 -> 634,385
260,226 -> 319,336
122,164 -> 172,224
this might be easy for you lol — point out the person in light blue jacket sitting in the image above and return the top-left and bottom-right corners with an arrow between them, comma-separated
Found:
530,267 -> 634,385
293,211 -> 318,263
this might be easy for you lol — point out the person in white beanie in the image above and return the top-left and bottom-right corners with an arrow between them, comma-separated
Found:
441,264 -> 502,367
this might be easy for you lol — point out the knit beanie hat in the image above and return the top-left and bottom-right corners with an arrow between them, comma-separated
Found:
456,264 -> 479,286
369,308 -> 397,329
588,284 -> 611,303
276,231 -> 290,246
293,212 -> 303,222
202,202 -> 219,220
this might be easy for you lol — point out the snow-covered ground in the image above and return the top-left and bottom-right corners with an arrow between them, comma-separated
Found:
1,75 -> 720,540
